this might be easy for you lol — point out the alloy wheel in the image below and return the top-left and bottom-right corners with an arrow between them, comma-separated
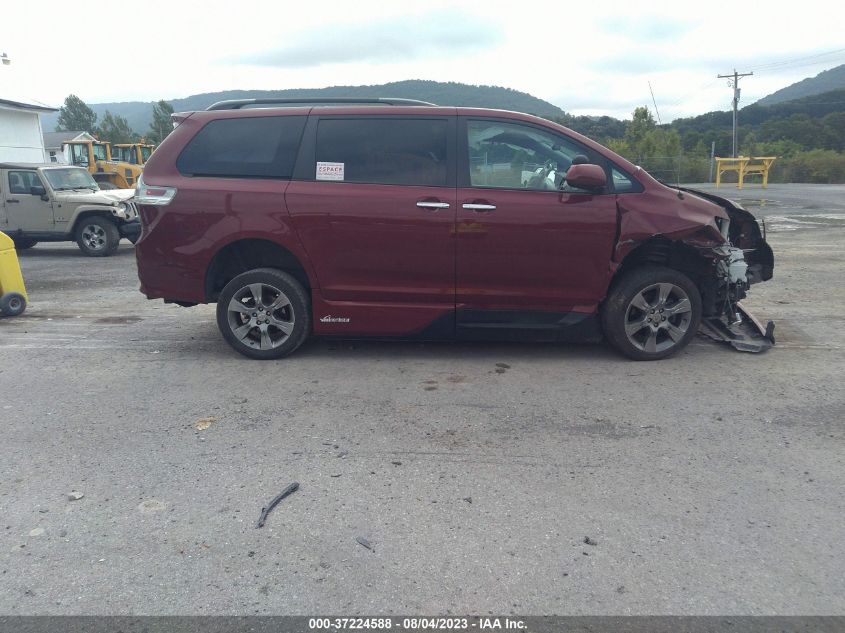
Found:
81,224 -> 107,251
624,282 -> 693,353
226,283 -> 295,351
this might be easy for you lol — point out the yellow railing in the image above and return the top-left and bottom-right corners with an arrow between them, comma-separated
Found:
715,156 -> 777,189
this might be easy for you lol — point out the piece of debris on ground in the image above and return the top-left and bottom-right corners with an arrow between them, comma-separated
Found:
195,417 -> 217,430
356,536 -> 375,552
256,482 -> 300,528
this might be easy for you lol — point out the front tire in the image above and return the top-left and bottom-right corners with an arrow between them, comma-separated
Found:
76,217 -> 120,257
216,268 -> 311,360
602,266 -> 702,361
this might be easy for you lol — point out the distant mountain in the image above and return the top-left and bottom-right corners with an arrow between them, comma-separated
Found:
756,64 -> 845,106
742,87 -> 845,123
673,86 -> 845,135
40,80 -> 567,134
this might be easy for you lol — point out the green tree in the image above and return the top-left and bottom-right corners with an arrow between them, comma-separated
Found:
148,100 -> 175,143
623,106 -> 656,151
56,94 -> 97,132
820,112 -> 845,151
96,111 -> 136,144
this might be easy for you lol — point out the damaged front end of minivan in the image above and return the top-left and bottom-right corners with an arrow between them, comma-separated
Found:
615,186 -> 775,352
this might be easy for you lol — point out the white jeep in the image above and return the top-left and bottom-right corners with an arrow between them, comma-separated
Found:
0,163 -> 140,256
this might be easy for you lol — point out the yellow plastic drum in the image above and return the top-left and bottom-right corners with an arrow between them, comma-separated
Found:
0,231 -> 28,316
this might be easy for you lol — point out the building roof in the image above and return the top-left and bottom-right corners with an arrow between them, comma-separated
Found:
0,97 -> 58,113
43,131 -> 96,148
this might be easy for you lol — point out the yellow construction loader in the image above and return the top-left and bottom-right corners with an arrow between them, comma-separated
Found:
62,140 -> 146,190
111,143 -> 155,166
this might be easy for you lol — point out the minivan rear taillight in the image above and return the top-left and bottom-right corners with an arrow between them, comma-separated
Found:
135,176 -> 177,205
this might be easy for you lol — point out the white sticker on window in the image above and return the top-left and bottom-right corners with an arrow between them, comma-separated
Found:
316,161 -> 344,181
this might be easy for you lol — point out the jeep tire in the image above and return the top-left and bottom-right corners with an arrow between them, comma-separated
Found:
13,238 -> 38,250
75,216 -> 121,257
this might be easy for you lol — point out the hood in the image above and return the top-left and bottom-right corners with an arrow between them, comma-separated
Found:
54,188 -> 135,204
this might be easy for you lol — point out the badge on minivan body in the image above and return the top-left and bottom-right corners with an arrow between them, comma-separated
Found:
316,162 -> 344,181
320,315 -> 350,323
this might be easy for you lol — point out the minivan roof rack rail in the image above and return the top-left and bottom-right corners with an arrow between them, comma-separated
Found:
206,97 -> 437,110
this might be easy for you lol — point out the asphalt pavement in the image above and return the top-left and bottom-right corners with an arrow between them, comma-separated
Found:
0,183 -> 843,615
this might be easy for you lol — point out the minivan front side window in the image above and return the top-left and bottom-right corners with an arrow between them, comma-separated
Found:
466,120 -> 602,192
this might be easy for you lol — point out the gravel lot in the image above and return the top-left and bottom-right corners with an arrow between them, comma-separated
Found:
1,184 -> 843,615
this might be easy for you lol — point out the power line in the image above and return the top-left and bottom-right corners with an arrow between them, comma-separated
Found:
749,47 -> 845,71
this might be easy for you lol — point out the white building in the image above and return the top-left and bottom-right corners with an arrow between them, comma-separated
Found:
0,97 -> 58,163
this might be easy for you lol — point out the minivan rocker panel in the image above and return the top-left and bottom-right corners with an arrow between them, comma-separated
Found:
134,103 -> 774,360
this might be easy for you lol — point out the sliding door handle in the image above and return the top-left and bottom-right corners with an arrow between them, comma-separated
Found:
416,201 -> 451,209
462,203 -> 496,211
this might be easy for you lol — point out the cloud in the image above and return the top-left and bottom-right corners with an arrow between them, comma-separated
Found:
230,10 -> 503,68
602,15 -> 697,41
587,50 -> 723,74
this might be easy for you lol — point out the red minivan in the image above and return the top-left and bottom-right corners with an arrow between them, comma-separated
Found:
134,98 -> 773,360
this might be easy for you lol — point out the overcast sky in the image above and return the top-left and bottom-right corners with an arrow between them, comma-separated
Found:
2,0 -> 843,122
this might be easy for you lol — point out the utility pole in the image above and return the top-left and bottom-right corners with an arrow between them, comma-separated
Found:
717,69 -> 753,158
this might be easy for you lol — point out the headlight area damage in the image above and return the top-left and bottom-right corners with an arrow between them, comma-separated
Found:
614,188 -> 775,353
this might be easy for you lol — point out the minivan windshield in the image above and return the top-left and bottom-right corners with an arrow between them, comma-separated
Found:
44,167 -> 99,191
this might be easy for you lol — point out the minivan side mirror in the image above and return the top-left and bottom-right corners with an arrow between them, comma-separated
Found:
30,185 -> 47,198
566,164 -> 607,191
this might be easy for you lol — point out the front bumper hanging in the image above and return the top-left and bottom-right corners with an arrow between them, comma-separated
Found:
698,303 -> 775,353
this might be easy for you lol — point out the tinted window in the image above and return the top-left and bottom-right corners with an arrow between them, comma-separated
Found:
316,119 -> 448,186
466,120 -> 603,192
8,171 -> 42,194
177,116 -> 306,178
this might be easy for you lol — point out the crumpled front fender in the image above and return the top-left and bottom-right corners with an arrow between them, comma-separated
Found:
614,187 -> 729,262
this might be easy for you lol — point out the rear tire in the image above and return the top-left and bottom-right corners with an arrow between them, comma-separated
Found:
602,266 -> 702,361
75,217 -> 120,257
13,238 -> 37,250
0,292 -> 26,317
216,268 -> 311,360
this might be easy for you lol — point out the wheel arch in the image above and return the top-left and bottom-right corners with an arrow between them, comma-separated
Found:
70,209 -> 119,235
205,238 -> 313,303
609,236 -> 719,314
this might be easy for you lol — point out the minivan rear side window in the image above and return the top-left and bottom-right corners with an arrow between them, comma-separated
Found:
315,119 -> 448,187
177,116 -> 306,178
